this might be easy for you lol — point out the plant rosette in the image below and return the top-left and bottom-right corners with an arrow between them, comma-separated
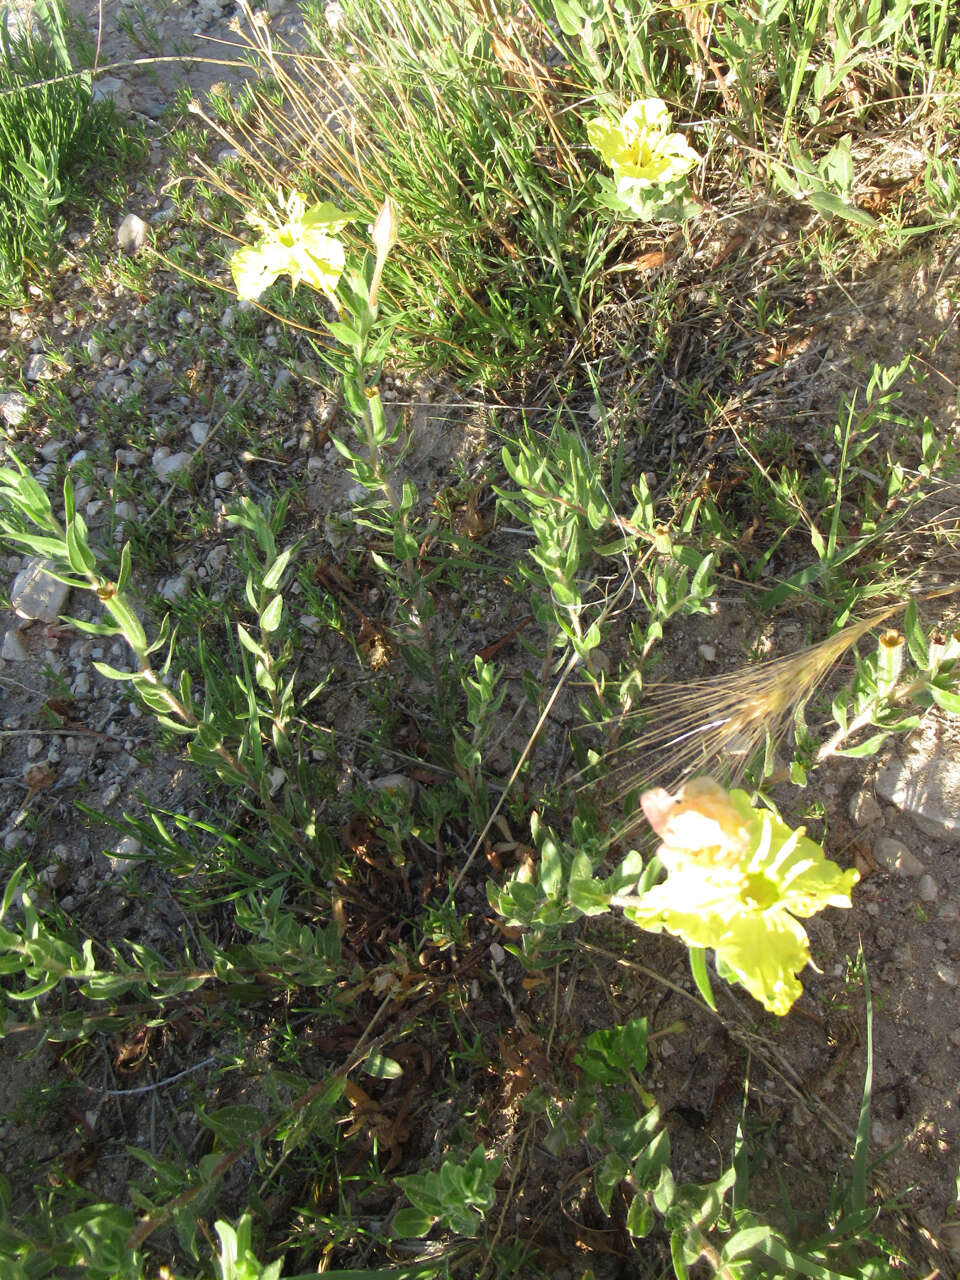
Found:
587,97 -> 701,222
230,189 -> 352,304
623,778 -> 859,1015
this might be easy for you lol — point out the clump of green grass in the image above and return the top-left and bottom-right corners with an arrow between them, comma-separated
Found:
0,0 -> 127,304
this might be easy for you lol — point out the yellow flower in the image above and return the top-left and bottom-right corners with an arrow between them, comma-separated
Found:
629,779 -> 858,1015
587,98 -> 700,212
230,191 -> 351,305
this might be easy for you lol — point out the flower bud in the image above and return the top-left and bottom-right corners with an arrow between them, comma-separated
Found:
877,629 -> 904,695
371,196 -> 398,258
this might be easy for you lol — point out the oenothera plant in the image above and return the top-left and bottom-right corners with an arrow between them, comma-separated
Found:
229,193 -> 433,652
490,778 -> 857,1016
587,97 -> 701,222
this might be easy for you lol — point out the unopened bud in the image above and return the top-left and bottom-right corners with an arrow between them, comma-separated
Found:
877,629 -> 904,694
942,627 -> 960,665
654,524 -> 673,556
928,630 -> 945,670
370,196 -> 398,258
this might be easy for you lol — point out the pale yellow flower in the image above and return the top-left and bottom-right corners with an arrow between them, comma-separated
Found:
230,191 -> 351,305
587,98 -> 700,213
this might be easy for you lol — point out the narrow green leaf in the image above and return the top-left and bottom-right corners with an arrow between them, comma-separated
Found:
92,661 -> 139,682
835,731 -> 889,758
117,542 -> 133,593
236,624 -> 268,662
688,947 -> 717,1011
65,520 -> 95,575
107,596 -> 147,653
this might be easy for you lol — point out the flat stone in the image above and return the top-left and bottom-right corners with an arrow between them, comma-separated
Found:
875,751 -> 960,839
1,629 -> 29,661
0,390 -> 29,426
161,574 -> 189,602
872,836 -> 924,877
10,558 -> 70,623
152,451 -> 192,482
917,873 -> 939,902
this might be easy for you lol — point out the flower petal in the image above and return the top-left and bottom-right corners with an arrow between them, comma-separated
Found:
230,242 -> 282,301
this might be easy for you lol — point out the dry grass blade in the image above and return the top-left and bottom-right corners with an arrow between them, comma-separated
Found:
592,593 -> 960,798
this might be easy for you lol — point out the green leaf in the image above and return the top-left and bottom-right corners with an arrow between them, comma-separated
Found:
903,599 -> 928,669
835,732 -> 890,758
669,1227 -> 690,1279
260,594 -> 284,633
117,541 -> 133,593
236,625 -> 268,663
930,685 -> 960,715
391,1207 -> 434,1239
107,596 -> 147,653
65,519 -> 95,576
688,947 -> 717,1011
1,863 -> 25,920
625,1192 -> 654,1238
262,547 -> 294,591
807,189 -> 877,226
362,1051 -> 403,1079
92,661 -> 139,682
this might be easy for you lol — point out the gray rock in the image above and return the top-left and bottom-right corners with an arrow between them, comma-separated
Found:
106,834 -> 141,874
917,873 -> 939,902
214,470 -> 234,489
875,750 -> 960,838
150,202 -> 177,226
10,558 -> 70,623
24,353 -> 51,382
152,451 -> 192,482
0,390 -> 29,427
848,787 -> 882,826
117,213 -> 149,255
206,544 -> 228,573
161,574 -> 189,602
92,76 -> 129,110
698,643 -> 716,662
370,774 -> 417,803
936,964 -> 957,987
1,630 -> 29,661
101,782 -> 122,806
872,836 -> 924,877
